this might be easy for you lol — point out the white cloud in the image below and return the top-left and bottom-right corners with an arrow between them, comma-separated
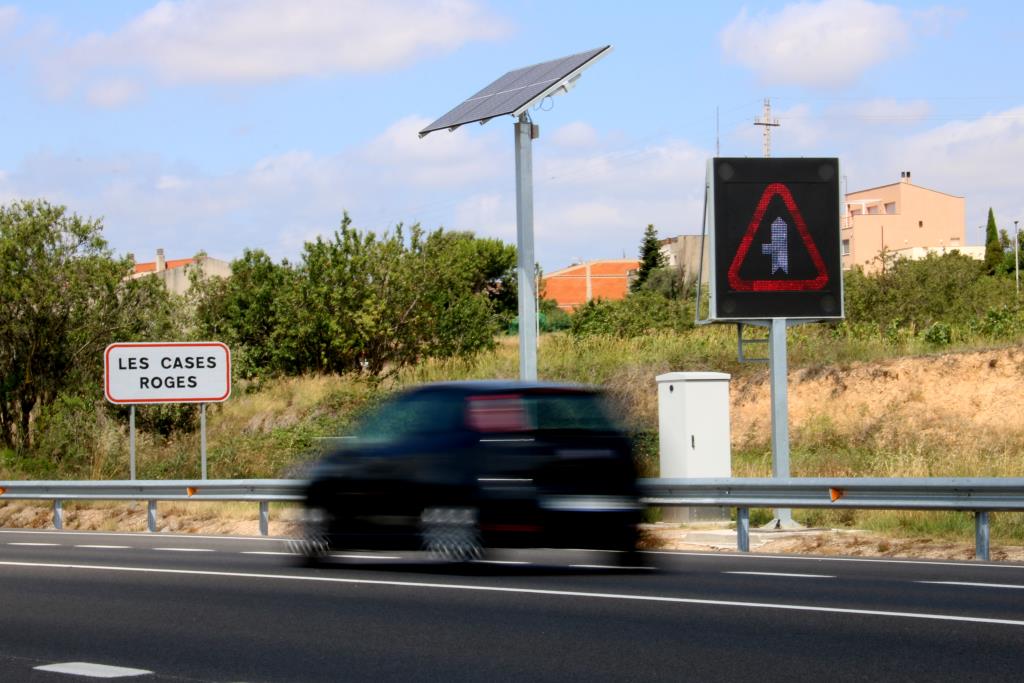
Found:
0,113 -> 712,271
86,78 -> 144,108
720,0 -> 908,87
892,106 -> 1024,228
49,0 -> 508,101
550,122 -> 599,149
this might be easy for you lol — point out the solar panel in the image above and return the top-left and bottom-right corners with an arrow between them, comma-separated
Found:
419,45 -> 612,137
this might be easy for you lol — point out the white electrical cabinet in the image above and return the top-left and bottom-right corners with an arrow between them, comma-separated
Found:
656,372 -> 731,522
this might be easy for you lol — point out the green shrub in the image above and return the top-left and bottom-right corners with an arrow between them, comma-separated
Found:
922,321 -> 952,347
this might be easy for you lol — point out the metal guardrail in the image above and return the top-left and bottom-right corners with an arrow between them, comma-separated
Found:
0,479 -> 304,537
640,477 -> 1024,561
1,477 -> 1022,560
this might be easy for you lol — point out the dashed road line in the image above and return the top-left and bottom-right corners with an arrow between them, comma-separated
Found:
8,542 -> 59,547
727,571 -> 835,579
75,545 -> 131,550
152,547 -> 214,553
33,661 -> 152,678
919,581 -> 1024,590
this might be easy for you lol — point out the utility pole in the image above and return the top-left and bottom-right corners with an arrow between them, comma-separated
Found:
1015,219 -> 1020,297
753,97 -> 780,158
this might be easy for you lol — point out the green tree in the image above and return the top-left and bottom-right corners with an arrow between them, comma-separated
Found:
984,207 -> 1004,275
0,200 -> 178,451
631,224 -> 666,292
189,248 -> 289,378
271,216 -> 508,377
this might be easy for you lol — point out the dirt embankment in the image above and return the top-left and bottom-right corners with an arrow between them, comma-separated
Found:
730,345 -> 1024,458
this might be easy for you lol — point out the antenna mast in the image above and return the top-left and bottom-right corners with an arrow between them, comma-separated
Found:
753,97 -> 780,158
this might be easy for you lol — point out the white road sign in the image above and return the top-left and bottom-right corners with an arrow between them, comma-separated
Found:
104,342 -> 231,404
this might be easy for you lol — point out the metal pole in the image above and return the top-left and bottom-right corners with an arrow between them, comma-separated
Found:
769,318 -> 794,527
1014,220 -> 1019,297
975,511 -> 990,561
129,405 -> 136,480
737,508 -> 750,552
53,500 -> 63,530
148,500 -> 157,532
200,402 -> 207,480
514,113 -> 538,381
260,501 -> 270,537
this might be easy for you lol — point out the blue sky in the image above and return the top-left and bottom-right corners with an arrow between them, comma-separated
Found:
1,0 -> 1022,271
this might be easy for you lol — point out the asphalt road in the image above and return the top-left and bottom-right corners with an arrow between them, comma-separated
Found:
1,528 -> 1022,682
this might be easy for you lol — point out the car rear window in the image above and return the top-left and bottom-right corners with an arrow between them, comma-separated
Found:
466,391 -> 618,433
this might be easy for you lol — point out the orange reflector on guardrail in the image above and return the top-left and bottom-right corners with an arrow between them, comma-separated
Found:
187,487 -> 198,497
0,487 -> 5,495
829,487 -> 844,502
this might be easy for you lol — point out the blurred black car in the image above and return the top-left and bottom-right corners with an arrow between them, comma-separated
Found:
296,380 -> 642,563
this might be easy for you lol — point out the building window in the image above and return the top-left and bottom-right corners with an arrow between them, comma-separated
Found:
841,239 -> 850,256
867,205 -> 880,215
884,202 -> 896,214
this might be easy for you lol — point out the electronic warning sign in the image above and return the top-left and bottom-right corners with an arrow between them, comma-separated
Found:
709,157 -> 843,320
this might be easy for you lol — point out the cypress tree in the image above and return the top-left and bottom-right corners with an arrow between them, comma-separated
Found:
632,224 -> 666,291
984,207 -> 1003,275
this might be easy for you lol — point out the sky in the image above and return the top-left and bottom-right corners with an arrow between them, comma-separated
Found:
0,0 -> 1022,272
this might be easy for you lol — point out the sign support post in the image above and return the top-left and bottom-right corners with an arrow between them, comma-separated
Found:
129,405 -> 136,480
768,318 -> 795,527
200,403 -> 207,480
514,113 -> 538,381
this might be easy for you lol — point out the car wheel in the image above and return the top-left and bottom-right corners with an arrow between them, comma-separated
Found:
420,506 -> 484,562
288,506 -> 331,564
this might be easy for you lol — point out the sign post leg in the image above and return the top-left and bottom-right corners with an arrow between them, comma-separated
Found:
769,318 -> 796,528
200,402 -> 207,480
514,113 -> 538,381
129,405 -> 136,481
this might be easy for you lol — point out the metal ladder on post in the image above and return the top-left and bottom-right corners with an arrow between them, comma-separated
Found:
737,323 -> 769,363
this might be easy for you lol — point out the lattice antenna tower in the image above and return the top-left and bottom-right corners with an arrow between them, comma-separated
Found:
754,98 -> 780,158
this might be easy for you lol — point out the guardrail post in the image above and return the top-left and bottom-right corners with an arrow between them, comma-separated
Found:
737,507 -> 750,552
52,499 -> 63,530
147,500 -> 157,533
975,511 -> 990,561
259,501 -> 269,537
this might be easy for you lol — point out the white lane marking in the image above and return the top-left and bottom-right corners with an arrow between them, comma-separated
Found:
8,542 -> 59,547
75,545 -> 131,550
727,571 -> 835,579
569,564 -> 655,570
653,550 -> 1024,571
33,661 -> 152,678
332,554 -> 401,560
2,559 -> 1023,628
242,551 -> 298,556
152,547 -> 214,553
474,560 -> 530,565
919,581 -> 1024,590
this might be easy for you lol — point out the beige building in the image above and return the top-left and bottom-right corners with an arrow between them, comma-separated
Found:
843,172 -> 973,273
128,248 -> 232,295
658,235 -> 709,285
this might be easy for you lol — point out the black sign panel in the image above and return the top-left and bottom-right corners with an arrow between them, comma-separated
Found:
711,157 -> 843,320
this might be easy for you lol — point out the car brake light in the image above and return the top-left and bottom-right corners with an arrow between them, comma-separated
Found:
466,394 -> 529,432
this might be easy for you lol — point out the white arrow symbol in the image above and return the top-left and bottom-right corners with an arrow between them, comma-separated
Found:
761,217 -> 789,274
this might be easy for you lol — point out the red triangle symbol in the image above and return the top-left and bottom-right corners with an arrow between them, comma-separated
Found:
727,183 -> 830,292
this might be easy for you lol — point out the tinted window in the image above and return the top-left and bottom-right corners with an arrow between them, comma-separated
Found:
355,392 -> 464,443
465,391 -> 618,433
527,393 -> 618,431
